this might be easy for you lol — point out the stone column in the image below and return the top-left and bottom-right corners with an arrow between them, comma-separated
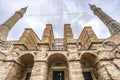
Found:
68,60 -> 84,80
0,61 -> 7,80
1,62 -> 17,80
0,44 -> 27,80
30,61 -> 48,80
3,62 -> 27,80
96,61 -> 110,80
96,61 -> 120,80
105,62 -> 120,80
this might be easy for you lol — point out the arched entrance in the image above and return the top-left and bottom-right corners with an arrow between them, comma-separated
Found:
81,52 -> 98,67
5,53 -> 34,80
47,53 -> 68,80
80,52 -> 98,80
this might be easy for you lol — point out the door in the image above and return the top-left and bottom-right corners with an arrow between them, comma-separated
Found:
25,72 -> 31,80
53,71 -> 64,80
82,72 -> 93,80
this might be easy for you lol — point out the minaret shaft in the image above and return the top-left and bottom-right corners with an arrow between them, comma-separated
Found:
0,7 -> 27,41
90,4 -> 120,35
3,11 -> 23,30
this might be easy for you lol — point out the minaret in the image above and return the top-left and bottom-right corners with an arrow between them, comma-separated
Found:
0,7 -> 27,41
89,4 -> 120,35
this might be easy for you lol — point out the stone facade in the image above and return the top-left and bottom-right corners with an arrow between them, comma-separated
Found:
0,4 -> 120,80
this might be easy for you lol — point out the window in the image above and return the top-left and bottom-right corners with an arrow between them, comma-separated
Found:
54,45 -> 64,50
1,43 -> 13,51
53,71 -> 64,80
103,41 -> 116,50
82,72 -> 93,80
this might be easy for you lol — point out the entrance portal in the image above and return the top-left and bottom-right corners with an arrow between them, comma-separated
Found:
53,71 -> 64,80
47,53 -> 69,80
82,72 -> 93,80
4,53 -> 34,80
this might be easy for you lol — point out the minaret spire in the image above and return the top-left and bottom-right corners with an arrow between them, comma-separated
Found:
22,6 -> 28,11
88,3 -> 93,7
89,4 -> 120,35
0,6 -> 27,41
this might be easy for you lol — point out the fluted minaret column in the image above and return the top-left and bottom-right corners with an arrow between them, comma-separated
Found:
89,4 -> 120,35
0,7 -> 27,41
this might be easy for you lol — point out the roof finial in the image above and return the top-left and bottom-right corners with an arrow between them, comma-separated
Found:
88,3 -> 97,10
22,6 -> 28,11
88,3 -> 92,7
88,3 -> 95,7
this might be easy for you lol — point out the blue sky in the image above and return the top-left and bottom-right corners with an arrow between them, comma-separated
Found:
0,0 -> 120,40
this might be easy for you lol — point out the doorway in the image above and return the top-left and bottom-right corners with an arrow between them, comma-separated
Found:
82,72 -> 93,80
53,71 -> 64,80
25,72 -> 31,80
47,53 -> 69,80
